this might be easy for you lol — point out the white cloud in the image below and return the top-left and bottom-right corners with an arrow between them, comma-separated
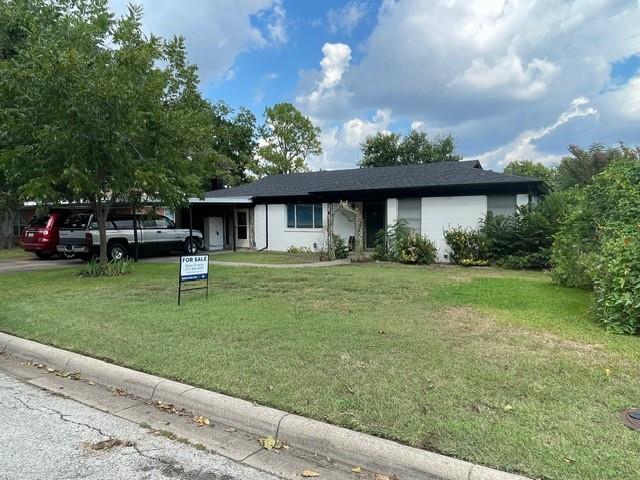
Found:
263,1 -> 288,46
296,43 -> 352,113
327,1 -> 369,35
309,110 -> 392,170
474,97 -> 598,169
296,0 -> 640,170
450,50 -> 559,100
601,73 -> 640,121
108,0 -> 287,83
342,109 -> 392,147
224,68 -> 238,82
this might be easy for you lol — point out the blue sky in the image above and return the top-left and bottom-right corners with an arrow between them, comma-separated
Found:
110,0 -> 640,171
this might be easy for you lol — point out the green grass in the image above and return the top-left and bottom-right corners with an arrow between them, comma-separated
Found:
211,250 -> 320,264
0,248 -> 31,262
1,263 -> 639,480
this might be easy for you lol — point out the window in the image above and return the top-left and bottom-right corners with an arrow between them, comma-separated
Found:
237,211 -> 247,240
110,217 -> 134,229
62,214 -> 91,229
487,195 -> 517,216
27,216 -> 50,228
286,203 -> 323,229
155,217 -> 175,229
397,198 -> 421,232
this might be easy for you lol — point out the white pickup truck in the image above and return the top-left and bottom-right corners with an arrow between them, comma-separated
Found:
57,213 -> 203,261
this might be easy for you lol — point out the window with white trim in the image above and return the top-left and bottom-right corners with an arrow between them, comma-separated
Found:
287,204 -> 323,229
397,198 -> 421,232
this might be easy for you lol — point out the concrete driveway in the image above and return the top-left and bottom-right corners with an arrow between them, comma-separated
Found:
0,257 -> 81,274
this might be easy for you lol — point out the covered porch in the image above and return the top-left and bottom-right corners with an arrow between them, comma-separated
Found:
179,197 -> 254,252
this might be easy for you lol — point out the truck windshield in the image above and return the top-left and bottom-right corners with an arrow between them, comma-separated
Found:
62,214 -> 90,229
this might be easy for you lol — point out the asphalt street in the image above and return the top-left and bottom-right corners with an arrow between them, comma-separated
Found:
0,371 -> 280,480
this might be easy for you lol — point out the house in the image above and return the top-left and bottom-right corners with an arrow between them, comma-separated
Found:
186,160 -> 547,262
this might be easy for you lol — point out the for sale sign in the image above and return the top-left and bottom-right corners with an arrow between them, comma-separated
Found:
178,254 -> 209,305
180,255 -> 209,282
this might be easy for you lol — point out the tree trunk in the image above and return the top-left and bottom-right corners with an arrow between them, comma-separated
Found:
94,200 -> 110,265
0,207 -> 16,250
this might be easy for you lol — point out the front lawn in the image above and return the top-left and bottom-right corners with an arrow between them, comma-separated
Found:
211,250 -> 320,264
1,263 -> 638,480
0,248 -> 31,262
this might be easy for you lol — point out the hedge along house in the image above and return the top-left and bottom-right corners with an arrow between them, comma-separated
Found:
187,160 -> 547,262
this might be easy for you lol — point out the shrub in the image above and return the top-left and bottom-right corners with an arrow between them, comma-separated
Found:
286,245 -> 313,254
592,225 -> 640,334
550,190 -> 597,287
443,226 -> 488,265
332,234 -> 349,259
443,193 -> 565,270
375,220 -> 437,265
481,194 -> 566,269
80,259 -> 135,277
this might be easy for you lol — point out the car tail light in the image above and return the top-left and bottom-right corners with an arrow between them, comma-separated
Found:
85,233 -> 93,246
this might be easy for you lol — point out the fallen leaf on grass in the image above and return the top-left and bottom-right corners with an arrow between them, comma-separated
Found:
83,438 -> 134,451
503,404 -> 513,412
351,466 -> 362,473
194,415 -> 210,427
563,456 -> 575,463
301,471 -> 320,477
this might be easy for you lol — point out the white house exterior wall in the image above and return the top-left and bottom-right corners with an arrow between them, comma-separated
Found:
516,193 -> 530,207
333,207 -> 355,242
254,204 -> 267,250
421,196 -> 488,262
264,203 -> 328,252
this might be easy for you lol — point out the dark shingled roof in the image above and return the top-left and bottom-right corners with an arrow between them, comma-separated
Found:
203,160 -> 546,200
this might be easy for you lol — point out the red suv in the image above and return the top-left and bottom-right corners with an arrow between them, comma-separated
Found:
20,212 -> 71,259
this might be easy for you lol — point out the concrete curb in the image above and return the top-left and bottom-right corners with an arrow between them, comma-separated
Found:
0,332 -> 529,480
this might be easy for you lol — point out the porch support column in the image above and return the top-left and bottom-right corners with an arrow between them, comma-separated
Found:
386,198 -> 398,228
232,205 -> 236,252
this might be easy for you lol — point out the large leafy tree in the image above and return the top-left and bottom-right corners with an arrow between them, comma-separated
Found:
555,143 -> 621,190
0,0 -> 52,248
210,101 -> 257,186
358,130 -> 461,167
1,0 -> 215,263
258,102 -> 322,175
504,160 -> 556,186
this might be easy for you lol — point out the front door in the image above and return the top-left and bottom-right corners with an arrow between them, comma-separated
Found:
235,209 -> 250,249
364,202 -> 385,249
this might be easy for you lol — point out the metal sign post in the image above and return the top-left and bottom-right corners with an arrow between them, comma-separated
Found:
178,254 -> 209,305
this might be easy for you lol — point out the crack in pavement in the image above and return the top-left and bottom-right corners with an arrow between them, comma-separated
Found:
9,392 -> 113,439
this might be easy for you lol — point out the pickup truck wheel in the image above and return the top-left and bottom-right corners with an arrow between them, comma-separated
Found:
108,242 -> 127,261
183,238 -> 198,255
